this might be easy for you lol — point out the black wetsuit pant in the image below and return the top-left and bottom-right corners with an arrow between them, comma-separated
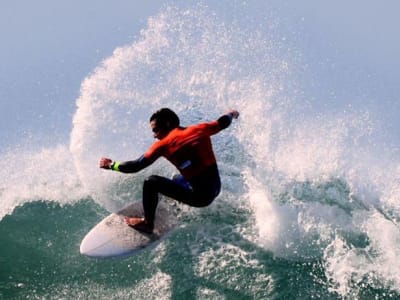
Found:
143,165 -> 221,226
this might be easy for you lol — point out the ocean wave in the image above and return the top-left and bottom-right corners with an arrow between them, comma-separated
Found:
1,3 -> 399,298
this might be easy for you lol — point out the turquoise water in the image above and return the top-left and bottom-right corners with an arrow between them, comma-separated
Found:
1,4 -> 400,299
1,199 -> 320,299
1,196 -> 398,299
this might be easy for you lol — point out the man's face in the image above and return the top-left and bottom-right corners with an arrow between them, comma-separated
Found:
150,120 -> 168,140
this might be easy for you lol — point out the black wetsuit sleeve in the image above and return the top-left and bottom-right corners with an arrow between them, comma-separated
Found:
217,113 -> 233,130
117,155 -> 153,173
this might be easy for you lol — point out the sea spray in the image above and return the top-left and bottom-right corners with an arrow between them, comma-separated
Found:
69,4 -> 293,210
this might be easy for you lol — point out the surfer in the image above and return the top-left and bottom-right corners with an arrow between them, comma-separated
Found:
100,108 -> 239,233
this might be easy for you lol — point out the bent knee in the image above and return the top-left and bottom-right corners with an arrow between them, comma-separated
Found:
144,175 -> 162,185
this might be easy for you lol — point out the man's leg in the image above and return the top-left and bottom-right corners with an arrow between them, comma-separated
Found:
142,175 -> 193,226
127,172 -> 220,233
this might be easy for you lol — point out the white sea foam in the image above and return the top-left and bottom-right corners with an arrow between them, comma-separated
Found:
52,271 -> 172,300
196,242 -> 274,297
0,144 -> 86,220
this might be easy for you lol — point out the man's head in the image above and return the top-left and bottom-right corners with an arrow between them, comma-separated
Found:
150,108 -> 180,139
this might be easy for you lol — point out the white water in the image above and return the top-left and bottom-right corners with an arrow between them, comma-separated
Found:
0,144 -> 86,219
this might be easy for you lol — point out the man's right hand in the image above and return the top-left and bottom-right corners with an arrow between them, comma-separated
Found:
228,109 -> 240,119
99,157 -> 113,169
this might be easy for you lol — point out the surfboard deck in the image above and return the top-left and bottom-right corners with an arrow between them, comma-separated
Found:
80,201 -> 179,258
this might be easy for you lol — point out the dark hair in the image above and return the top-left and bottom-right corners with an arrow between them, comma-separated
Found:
150,108 -> 180,132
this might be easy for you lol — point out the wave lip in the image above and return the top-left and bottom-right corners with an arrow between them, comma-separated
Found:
0,145 -> 86,220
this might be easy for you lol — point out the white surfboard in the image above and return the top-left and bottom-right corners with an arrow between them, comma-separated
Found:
80,201 -> 179,258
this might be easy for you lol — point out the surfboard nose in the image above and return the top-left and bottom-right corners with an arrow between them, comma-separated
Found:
80,203 -> 179,258
79,239 -> 89,255
80,218 -> 127,257
79,228 -> 104,256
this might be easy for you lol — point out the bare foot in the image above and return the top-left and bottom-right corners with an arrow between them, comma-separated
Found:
124,216 -> 144,226
125,216 -> 154,234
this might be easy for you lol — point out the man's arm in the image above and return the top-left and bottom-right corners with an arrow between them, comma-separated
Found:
99,155 -> 153,173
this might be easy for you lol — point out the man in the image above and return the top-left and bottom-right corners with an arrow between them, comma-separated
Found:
100,108 -> 239,233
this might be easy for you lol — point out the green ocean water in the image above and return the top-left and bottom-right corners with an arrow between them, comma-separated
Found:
1,197 -> 398,299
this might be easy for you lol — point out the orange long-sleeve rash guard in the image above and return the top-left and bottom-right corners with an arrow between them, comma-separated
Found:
144,121 -> 221,179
